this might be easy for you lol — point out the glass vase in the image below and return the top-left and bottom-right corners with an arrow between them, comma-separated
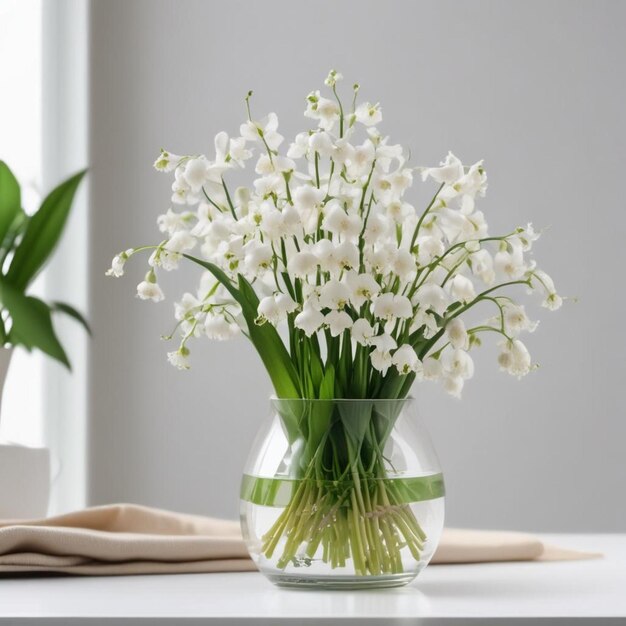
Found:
240,398 -> 445,589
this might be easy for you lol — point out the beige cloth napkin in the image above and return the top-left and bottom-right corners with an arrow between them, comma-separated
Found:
0,504 -> 600,576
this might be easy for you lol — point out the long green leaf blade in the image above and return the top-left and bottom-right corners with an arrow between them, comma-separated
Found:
0,280 -> 70,368
0,161 -> 21,246
52,301 -> 92,336
182,254 -> 300,398
7,169 -> 86,290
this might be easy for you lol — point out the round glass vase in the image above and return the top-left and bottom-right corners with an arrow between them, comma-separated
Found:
240,398 -> 445,589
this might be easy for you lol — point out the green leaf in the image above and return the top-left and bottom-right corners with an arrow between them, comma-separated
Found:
237,274 -> 301,398
302,365 -> 336,463
338,400 -> 373,447
0,280 -> 70,368
51,301 -> 92,336
7,169 -> 86,290
0,161 -> 21,245
182,254 -> 301,398
372,398 -> 409,448
309,343 -> 324,394
319,364 -> 335,400
270,397 -> 305,448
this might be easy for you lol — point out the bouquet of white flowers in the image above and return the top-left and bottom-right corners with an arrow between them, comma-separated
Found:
108,70 -> 560,579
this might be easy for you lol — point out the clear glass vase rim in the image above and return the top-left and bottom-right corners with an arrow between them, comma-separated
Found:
269,396 -> 415,403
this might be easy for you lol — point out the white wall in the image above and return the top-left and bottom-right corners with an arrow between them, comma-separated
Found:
88,0 -> 626,531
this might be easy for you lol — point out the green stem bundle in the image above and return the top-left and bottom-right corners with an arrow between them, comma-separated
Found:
260,402 -> 426,576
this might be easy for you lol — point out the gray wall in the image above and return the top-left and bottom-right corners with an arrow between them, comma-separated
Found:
88,0 -> 626,531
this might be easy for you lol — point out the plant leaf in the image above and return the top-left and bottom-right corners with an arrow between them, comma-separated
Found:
182,254 -> 301,398
7,169 -> 86,290
338,400 -> 373,447
0,161 -> 21,245
0,280 -> 70,368
51,301 -> 92,336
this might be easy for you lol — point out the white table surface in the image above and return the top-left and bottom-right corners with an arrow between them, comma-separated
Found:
0,534 -> 623,625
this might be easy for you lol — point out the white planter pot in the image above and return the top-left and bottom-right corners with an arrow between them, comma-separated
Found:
0,444 -> 50,518
0,348 -> 51,519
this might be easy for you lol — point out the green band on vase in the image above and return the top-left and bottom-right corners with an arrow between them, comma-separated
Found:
240,473 -> 445,508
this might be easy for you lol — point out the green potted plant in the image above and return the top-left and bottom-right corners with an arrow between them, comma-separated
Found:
0,161 -> 88,518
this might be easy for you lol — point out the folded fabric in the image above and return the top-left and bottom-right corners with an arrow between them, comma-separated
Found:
0,504 -> 600,576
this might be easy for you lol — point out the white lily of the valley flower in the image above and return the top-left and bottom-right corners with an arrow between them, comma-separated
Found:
411,308 -> 439,339
149,248 -> 181,272
154,149 -> 183,172
543,292 -> 563,311
351,318 -> 376,345
446,318 -> 469,350
532,270 -> 562,311
415,235 -> 445,266
167,346 -> 190,370
345,272 -> 380,307
257,293 -> 298,325
322,204 -> 362,241
370,349 -> 393,374
392,249 -> 417,281
309,131 -> 335,157
450,274 -> 476,303
171,167 -> 195,205
471,249 -> 495,284
229,137 -> 253,167
392,344 -> 420,375
106,250 -> 132,277
174,293 -> 201,322
413,283 -> 449,315
502,303 -> 538,335
304,91 -> 340,131
293,184 -> 326,231
137,276 -> 165,302
287,132 -> 310,159
373,293 -> 412,321
347,140 -> 375,178
332,241 -> 360,272
157,209 -> 189,235
319,279 -> 351,310
165,230 -> 196,254
386,201 -> 414,224
253,173 -> 284,198
375,138 -> 404,172
445,349 -> 475,380
294,304 -> 325,336
240,112 -> 283,151
324,310 -> 353,337
454,161 -> 488,214
516,223 -> 541,251
364,213 -> 392,243
370,332 -> 398,375
312,239 -> 336,273
370,333 -> 397,353
498,339 -> 532,378
324,69 -> 343,87
355,102 -> 382,127
287,250 -> 318,278
332,137 -> 355,166
182,157 -> 212,192
495,245 -> 527,280
243,241 -> 273,275
204,314 -> 239,340
255,153 -> 295,176
421,152 -> 464,184
214,132 -> 252,168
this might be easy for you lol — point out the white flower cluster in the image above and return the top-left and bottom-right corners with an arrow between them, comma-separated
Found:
109,70 -> 561,396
